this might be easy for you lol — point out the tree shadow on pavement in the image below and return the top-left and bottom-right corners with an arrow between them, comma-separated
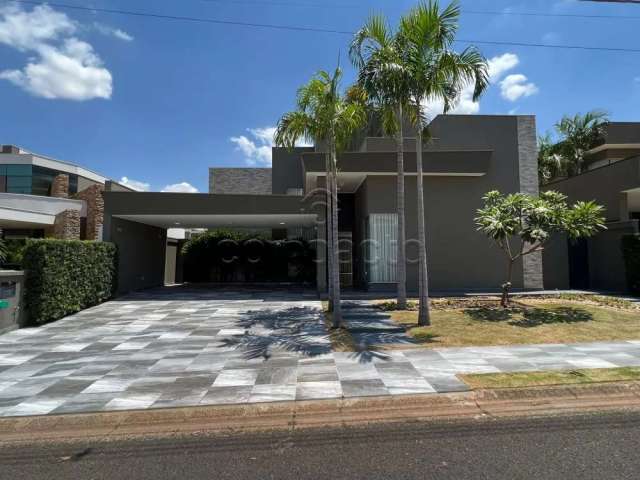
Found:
219,306 -> 332,360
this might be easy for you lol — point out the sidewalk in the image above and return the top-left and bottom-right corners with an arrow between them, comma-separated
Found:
2,380 -> 640,445
2,334 -> 640,417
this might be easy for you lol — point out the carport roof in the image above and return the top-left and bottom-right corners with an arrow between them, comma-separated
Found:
104,192 -> 319,229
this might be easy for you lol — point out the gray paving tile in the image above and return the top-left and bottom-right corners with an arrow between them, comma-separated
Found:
341,379 -> 389,398
0,288 -> 639,416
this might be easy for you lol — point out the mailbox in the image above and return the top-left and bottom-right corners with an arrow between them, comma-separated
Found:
0,271 -> 25,333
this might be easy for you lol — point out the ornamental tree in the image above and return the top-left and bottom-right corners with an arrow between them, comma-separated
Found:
475,190 -> 606,307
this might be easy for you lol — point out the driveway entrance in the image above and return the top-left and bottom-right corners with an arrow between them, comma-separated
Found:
0,286 -> 336,416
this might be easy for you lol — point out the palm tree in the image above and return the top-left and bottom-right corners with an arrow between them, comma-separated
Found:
275,67 -> 366,328
399,0 -> 489,326
537,133 -> 565,183
350,15 -> 412,309
555,110 -> 608,176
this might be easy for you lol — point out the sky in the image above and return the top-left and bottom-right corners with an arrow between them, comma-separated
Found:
1,0 -> 640,193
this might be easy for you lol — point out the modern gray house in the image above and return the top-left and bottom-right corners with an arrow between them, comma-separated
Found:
543,122 -> 640,292
103,114 -> 544,295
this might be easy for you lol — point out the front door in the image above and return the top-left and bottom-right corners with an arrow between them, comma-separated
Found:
568,238 -> 590,289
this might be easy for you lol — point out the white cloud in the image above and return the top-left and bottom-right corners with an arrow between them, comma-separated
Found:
500,74 -> 539,102
0,4 -> 75,50
94,23 -> 133,42
0,4 -> 113,100
421,52 -> 537,117
487,53 -> 519,81
120,176 -> 150,192
162,182 -> 199,193
230,126 -> 311,166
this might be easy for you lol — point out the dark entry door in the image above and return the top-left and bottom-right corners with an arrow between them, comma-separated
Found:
568,238 -> 590,289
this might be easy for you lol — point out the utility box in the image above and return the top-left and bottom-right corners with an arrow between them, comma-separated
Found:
0,270 -> 25,334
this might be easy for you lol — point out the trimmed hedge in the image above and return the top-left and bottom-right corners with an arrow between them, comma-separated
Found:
182,229 -> 315,284
23,239 -> 117,324
622,234 -> 640,295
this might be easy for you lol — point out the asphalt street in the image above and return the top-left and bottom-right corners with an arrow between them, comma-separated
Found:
3,411 -> 640,479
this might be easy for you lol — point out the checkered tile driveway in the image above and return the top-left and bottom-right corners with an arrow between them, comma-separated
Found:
1,287 -> 640,417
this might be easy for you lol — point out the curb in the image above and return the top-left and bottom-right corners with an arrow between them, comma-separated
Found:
2,382 -> 640,444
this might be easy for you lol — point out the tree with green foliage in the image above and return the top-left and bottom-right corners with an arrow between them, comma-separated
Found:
555,110 -> 608,176
476,190 -> 606,307
350,13 -> 412,309
537,133 -> 565,184
275,67 -> 367,328
399,0 -> 488,325
0,238 -> 6,265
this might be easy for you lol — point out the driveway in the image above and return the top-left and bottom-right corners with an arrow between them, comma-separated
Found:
1,287 -> 640,417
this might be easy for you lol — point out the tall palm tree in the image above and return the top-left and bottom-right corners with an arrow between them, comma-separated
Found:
555,110 -> 608,176
537,133 -> 565,183
399,0 -> 488,325
350,15 -> 412,309
275,67 -> 366,327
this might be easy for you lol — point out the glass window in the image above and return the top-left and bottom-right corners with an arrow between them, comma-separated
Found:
69,174 -> 78,194
7,176 -> 32,188
0,165 -> 6,175
6,164 -> 32,176
366,213 -> 398,283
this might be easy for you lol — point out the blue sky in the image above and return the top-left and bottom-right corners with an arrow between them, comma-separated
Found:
1,0 -> 639,193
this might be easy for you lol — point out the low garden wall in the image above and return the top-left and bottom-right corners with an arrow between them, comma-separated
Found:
22,239 -> 117,324
622,234 -> 640,295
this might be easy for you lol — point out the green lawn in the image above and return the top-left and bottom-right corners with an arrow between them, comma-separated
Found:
388,299 -> 640,348
460,367 -> 640,389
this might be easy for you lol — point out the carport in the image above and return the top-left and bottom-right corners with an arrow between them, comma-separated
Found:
103,191 -> 326,294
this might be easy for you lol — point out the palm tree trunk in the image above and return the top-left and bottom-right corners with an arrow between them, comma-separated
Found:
330,144 -> 342,328
325,153 -> 334,312
396,104 -> 407,310
416,127 -> 430,326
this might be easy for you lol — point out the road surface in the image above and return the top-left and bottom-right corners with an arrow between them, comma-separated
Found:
2,411 -> 640,479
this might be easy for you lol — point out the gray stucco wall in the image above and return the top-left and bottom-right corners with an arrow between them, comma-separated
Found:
209,168 -> 272,194
272,147 -> 313,194
541,157 -> 640,291
314,115 -> 543,293
107,217 -> 167,294
345,115 -> 538,293
543,156 -> 640,222
588,221 -> 638,291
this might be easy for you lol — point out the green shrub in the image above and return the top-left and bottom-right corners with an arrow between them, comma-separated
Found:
1,239 -> 27,268
181,229 -> 315,284
23,239 -> 117,324
622,235 -> 640,296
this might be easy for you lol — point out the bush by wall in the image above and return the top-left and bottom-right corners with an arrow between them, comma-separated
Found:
622,234 -> 640,295
23,239 -> 117,324
182,229 -> 315,284
1,239 -> 27,269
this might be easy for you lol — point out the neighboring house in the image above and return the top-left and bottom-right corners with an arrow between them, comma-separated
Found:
543,122 -> 640,292
104,114 -> 543,294
584,122 -> 640,172
0,145 -> 131,241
